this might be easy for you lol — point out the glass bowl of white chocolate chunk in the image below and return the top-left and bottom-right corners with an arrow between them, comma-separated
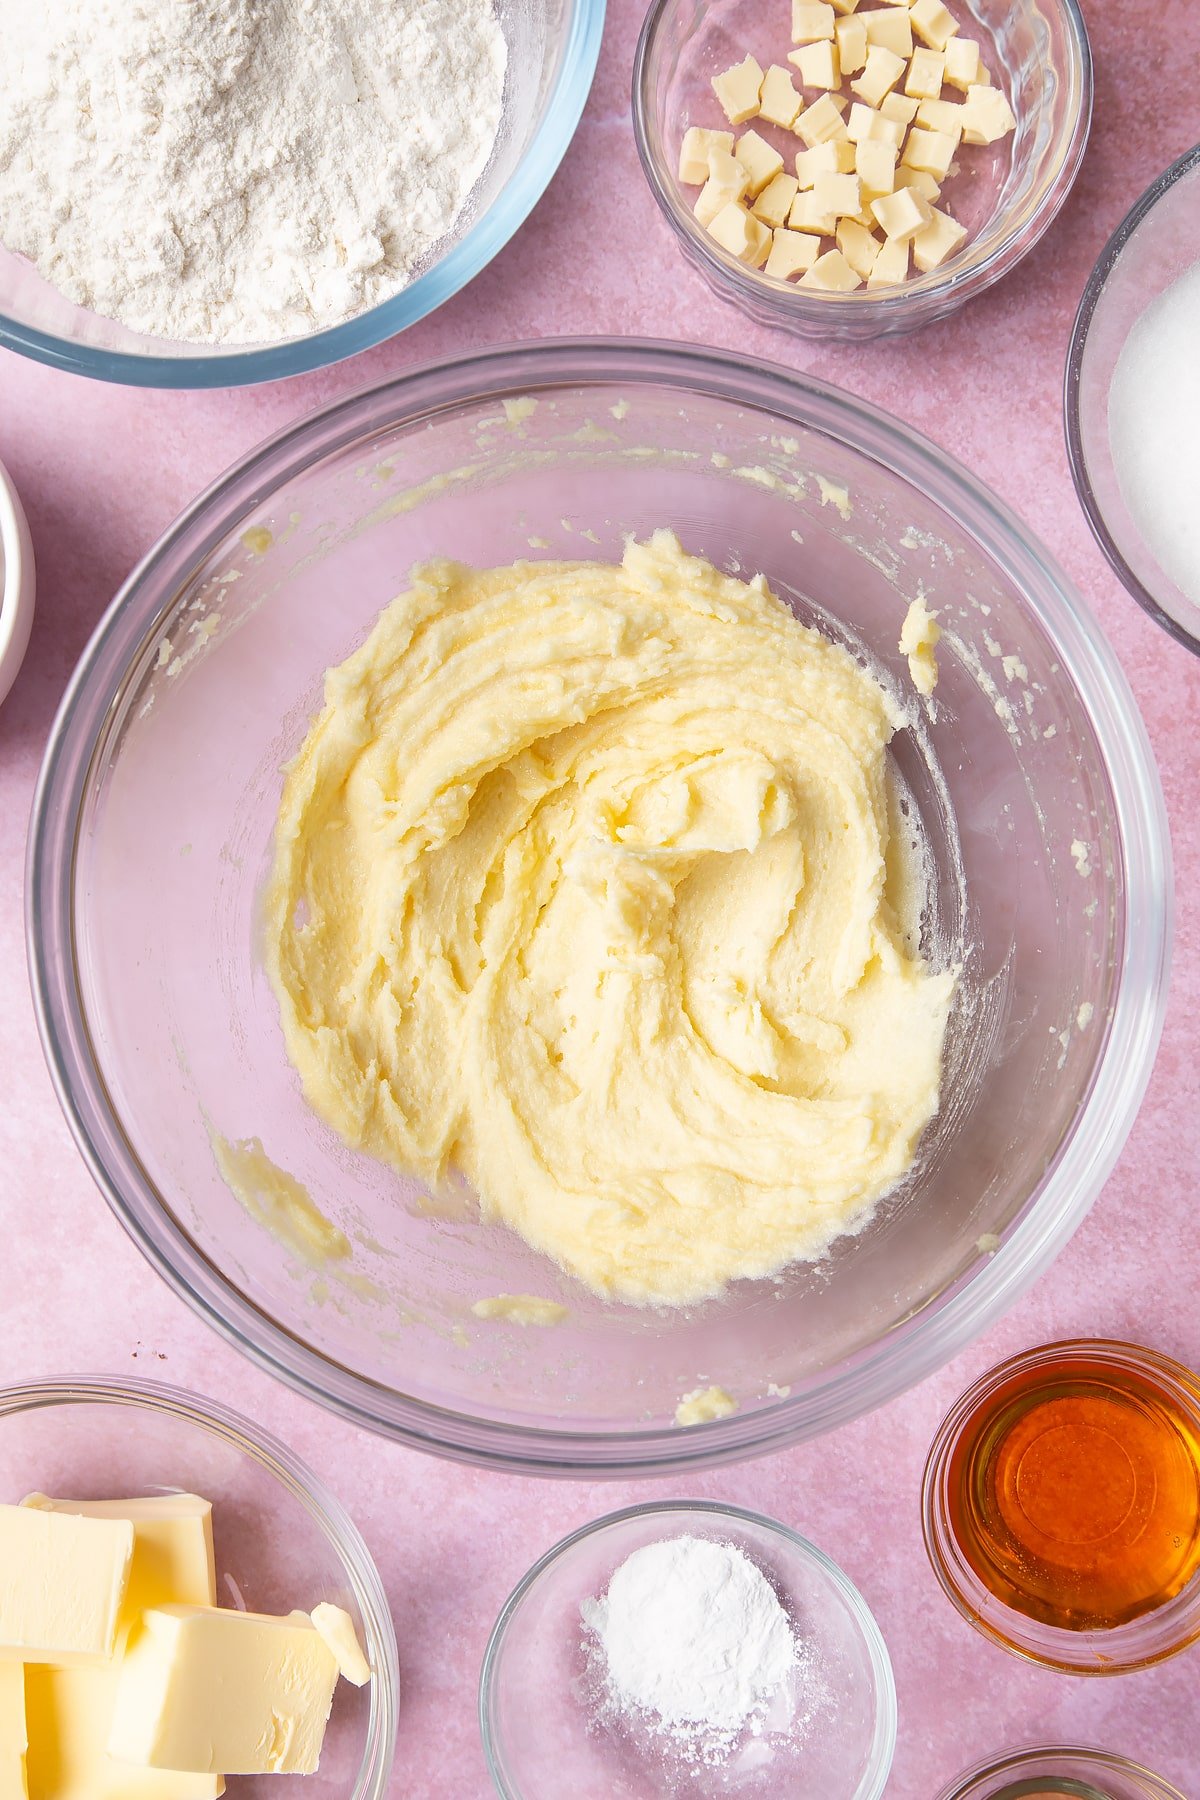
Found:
0,1376 -> 397,1799
634,0 -> 1092,336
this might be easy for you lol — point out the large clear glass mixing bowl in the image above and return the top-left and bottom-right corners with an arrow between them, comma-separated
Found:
28,340 -> 1171,1474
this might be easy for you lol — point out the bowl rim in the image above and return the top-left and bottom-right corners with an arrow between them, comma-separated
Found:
0,0 -> 606,390
478,1497 -> 897,1800
0,455 -> 35,706
26,335 -> 1173,1476
1063,141 -> 1200,658
920,1338 -> 1200,1675
0,1372 -> 400,1798
932,1741 -> 1190,1800
632,0 -> 1093,331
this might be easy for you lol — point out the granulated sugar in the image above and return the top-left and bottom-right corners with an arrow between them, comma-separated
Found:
1108,257 -> 1200,609
0,0 -> 507,345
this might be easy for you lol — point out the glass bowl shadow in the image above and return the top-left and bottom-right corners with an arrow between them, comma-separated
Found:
0,1375 -> 398,1798
633,0 -> 1092,340
934,1743 -> 1190,1800
479,1500 -> 896,1799
28,338 -> 1170,1475
1065,143 -> 1200,656
0,0 -> 605,388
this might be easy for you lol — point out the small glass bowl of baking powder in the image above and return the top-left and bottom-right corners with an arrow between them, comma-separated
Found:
934,1743 -> 1189,1800
479,1500 -> 896,1798
1066,142 -> 1200,656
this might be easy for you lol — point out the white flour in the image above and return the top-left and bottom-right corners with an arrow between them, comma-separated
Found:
581,1536 -> 800,1768
0,0 -> 507,345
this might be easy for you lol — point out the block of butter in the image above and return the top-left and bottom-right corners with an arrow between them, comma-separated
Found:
0,1661 -> 27,1800
109,1606 -> 340,1776
0,1503 -> 133,1662
17,1494 -> 223,1800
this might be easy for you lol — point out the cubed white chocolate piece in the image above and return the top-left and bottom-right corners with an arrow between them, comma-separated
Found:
792,0 -> 835,41
712,55 -> 764,125
735,130 -> 785,196
790,39 -> 840,89
827,0 -> 861,13
915,97 -> 965,133
836,216 -> 881,278
902,125 -> 959,177
868,234 -> 911,284
834,15 -> 868,74
862,8 -> 913,58
678,126 -> 735,185
813,170 -> 863,217
910,0 -> 960,50
871,186 -> 933,240
765,227 -> 822,279
912,203 -> 968,270
758,64 -> 803,128
695,171 -> 745,226
879,91 -> 920,124
789,189 -> 838,233
708,146 -> 752,192
855,137 -> 898,195
944,36 -> 983,92
800,247 -> 862,290
960,83 -> 1016,144
752,171 -> 800,227
906,48 -> 945,99
847,102 -> 905,148
894,165 -> 942,202
794,91 -> 849,145
707,200 -> 772,266
796,140 -> 856,185
850,44 -> 906,106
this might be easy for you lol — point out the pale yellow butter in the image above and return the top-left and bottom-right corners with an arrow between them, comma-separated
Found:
0,1504 -> 132,1662
0,1662 -> 26,1800
108,1607 -> 339,1777
309,1604 -> 372,1688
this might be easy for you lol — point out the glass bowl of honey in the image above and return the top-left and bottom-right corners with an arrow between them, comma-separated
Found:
922,1339 -> 1200,1673
935,1744 -> 1189,1800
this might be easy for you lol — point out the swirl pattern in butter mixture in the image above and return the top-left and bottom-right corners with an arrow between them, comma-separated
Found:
265,531 -> 954,1306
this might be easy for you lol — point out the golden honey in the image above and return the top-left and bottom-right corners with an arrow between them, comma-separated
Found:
945,1347 -> 1200,1631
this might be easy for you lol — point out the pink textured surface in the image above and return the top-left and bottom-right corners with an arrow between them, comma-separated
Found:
1,1 -> 1199,1794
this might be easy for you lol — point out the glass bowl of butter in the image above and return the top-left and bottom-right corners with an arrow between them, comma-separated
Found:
935,1744 -> 1190,1800
0,1376 -> 397,1798
28,338 -> 1169,1475
634,0 -> 1092,338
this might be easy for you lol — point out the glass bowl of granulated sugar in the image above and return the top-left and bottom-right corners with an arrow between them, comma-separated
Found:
0,0 -> 604,388
1066,142 -> 1200,655
480,1500 -> 896,1799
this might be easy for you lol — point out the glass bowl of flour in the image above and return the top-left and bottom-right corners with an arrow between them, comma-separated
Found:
1066,142 -> 1200,655
28,339 -> 1169,1473
480,1500 -> 896,1798
0,0 -> 604,387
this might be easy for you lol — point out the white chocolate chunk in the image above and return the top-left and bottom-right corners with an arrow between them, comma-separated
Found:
765,226 -> 822,278
758,64 -> 803,127
871,186 -> 933,240
813,170 -> 863,216
694,166 -> 747,226
915,97 -> 965,134
707,199 -> 772,265
790,39 -> 840,89
678,126 -> 734,185
796,140 -> 855,185
847,102 -> 904,148
902,125 -> 960,178
712,55 -> 764,125
799,247 -> 862,290
794,91 -> 849,144
944,37 -> 983,92
850,44 -> 906,106
912,203 -> 967,270
855,137 -> 897,195
868,234 -> 910,284
752,171 -> 800,227
834,15 -> 868,74
905,48 -> 945,99
879,90 -> 920,125
960,83 -> 1017,144
862,9 -> 913,58
791,0 -> 835,41
789,189 -> 838,233
836,216 -> 881,278
910,0 -> 960,50
894,166 -> 941,202
735,130 -> 785,196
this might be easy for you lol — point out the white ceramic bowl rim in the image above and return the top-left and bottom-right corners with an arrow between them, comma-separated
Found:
27,337 -> 1172,1474
478,1497 -> 898,1800
0,0 -> 606,388
0,1373 -> 399,1797
1064,140 -> 1200,657
0,457 -> 35,703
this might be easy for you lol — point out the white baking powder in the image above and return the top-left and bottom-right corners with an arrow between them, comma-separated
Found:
0,0 -> 507,345
580,1535 -> 800,1767
1108,257 -> 1200,609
